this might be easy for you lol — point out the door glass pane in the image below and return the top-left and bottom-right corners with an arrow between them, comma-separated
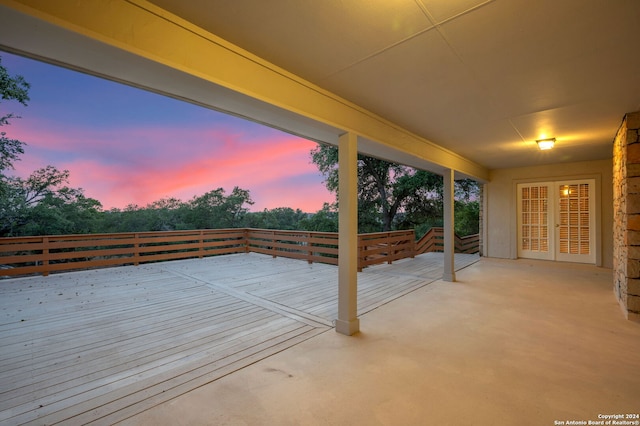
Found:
540,239 -> 548,251
520,184 -> 549,254
558,182 -> 590,255
540,186 -> 548,198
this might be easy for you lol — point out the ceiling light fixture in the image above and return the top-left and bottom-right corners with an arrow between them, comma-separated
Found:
536,137 -> 556,150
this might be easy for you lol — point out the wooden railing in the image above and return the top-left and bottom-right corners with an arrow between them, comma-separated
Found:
0,228 -> 412,277
358,230 -> 415,271
0,229 -> 247,277
0,227 -> 478,277
415,227 -> 480,255
246,229 -> 339,266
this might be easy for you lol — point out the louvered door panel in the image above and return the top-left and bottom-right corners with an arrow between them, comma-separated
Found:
556,180 -> 595,263
517,183 -> 551,260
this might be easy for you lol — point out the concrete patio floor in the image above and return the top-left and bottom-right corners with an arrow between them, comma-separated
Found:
121,257 -> 640,426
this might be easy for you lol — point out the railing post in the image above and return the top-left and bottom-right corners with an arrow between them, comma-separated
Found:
411,230 -> 416,258
271,230 -> 277,258
387,232 -> 392,265
134,233 -> 140,266
199,230 -> 204,258
42,236 -> 50,277
357,234 -> 363,272
307,232 -> 313,264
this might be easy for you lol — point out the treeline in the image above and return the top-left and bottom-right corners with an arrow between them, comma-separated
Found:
98,191 -> 478,237
0,177 -> 478,238
0,174 -> 335,237
97,190 -> 337,234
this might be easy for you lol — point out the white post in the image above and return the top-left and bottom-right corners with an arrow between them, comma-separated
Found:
336,132 -> 360,335
443,168 -> 456,282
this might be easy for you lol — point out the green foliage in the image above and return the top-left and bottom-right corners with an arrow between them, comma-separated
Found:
298,203 -> 338,232
455,200 -> 480,237
144,198 -> 189,231
96,189 -> 254,234
186,187 -> 253,229
0,56 -> 29,175
0,57 -> 30,105
310,144 -> 480,235
0,57 -> 102,236
0,165 -> 103,236
312,144 -> 447,232
99,205 -> 146,233
98,199 -> 191,233
243,207 -> 308,230
455,178 -> 481,203
19,193 -> 103,235
0,135 -> 25,175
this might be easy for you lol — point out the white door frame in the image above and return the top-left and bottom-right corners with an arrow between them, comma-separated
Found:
516,179 -> 597,264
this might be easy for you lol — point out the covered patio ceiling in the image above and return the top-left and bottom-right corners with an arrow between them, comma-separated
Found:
0,0 -> 639,177
148,0 -> 640,169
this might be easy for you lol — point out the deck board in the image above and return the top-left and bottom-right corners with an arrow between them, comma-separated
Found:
0,251 -> 477,425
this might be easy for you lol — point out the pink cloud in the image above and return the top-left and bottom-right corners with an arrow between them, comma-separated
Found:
7,117 -> 333,212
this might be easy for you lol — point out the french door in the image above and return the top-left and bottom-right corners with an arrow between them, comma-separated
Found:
517,179 -> 595,264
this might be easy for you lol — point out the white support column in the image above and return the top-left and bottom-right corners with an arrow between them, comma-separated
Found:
443,168 -> 456,282
336,132 -> 360,335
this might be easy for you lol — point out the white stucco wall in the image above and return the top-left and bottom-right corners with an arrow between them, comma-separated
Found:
483,159 -> 613,268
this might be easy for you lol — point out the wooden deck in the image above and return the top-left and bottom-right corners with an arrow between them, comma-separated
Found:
0,252 -> 478,425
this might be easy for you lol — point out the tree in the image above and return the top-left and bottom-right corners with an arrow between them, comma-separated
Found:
310,144 -> 481,235
454,199 -> 480,237
1,165 -> 103,236
0,56 -> 103,236
147,197 -> 189,230
311,144 -> 443,232
0,56 -> 31,235
18,192 -> 103,236
186,187 -> 253,229
455,178 -> 480,203
0,55 -> 30,175
298,203 -> 338,232
97,198 -> 190,233
243,207 -> 308,230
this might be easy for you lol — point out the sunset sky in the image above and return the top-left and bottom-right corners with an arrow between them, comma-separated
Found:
1,51 -> 333,212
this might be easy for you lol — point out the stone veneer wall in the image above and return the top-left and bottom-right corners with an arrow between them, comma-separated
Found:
613,111 -> 640,322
